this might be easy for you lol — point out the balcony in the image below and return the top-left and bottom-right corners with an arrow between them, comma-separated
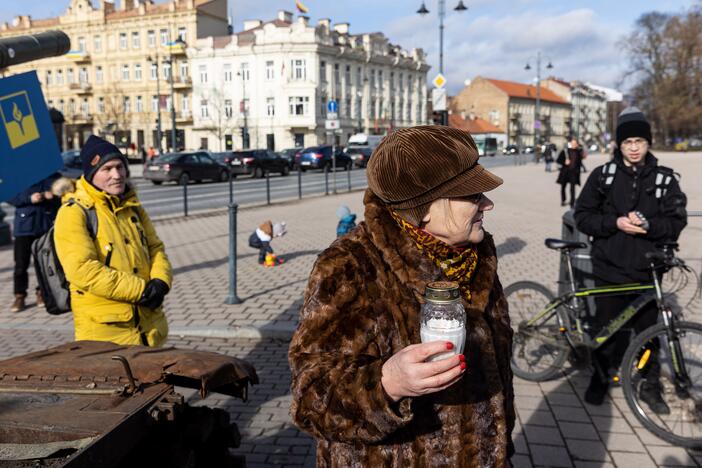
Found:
172,76 -> 192,89
164,41 -> 186,56
70,114 -> 93,125
176,111 -> 193,123
70,83 -> 93,94
66,50 -> 91,63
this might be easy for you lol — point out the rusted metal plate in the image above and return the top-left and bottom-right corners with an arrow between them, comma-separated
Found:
0,341 -> 258,399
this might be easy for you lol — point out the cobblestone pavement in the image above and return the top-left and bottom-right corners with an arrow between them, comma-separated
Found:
0,152 -> 700,467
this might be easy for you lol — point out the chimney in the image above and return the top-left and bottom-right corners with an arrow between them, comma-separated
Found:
469,112 -> 476,121
243,19 -> 263,30
460,111 -> 466,120
333,23 -> 349,34
298,15 -> 309,26
318,18 -> 330,29
278,10 -> 293,23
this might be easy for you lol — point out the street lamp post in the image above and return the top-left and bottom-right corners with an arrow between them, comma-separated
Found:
165,38 -> 186,152
147,54 -> 163,154
525,51 -> 553,147
417,0 -> 467,125
237,69 -> 249,149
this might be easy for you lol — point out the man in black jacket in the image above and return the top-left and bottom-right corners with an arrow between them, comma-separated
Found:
574,107 -> 687,411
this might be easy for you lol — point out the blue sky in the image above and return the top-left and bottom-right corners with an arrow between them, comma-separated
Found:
1,0 -> 696,93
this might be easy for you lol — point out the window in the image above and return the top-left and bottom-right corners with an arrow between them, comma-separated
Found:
56,70 -> 63,85
370,69 -> 376,88
58,99 -> 65,113
78,37 -> 86,52
345,65 -> 351,86
379,70 -> 384,89
45,70 -> 52,86
242,98 -> 249,114
160,29 -> 168,46
122,64 -> 130,81
399,73 -> 404,91
98,97 -> 105,113
288,96 -> 309,115
181,94 -> 189,113
166,95 -> 172,111
67,68 -> 74,84
47,99 -> 53,108
81,98 -> 89,116
292,59 -> 306,80
163,62 -> 171,80
131,32 -> 140,49
150,63 -> 158,80
334,63 -> 340,84
123,96 -> 130,113
265,61 -> 274,80
319,60 -> 327,83
93,35 -> 102,52
356,97 -> 362,119
134,63 -> 142,81
95,66 -> 103,83
345,97 -> 351,118
370,99 -> 376,118
224,99 -> 233,118
68,98 -> 75,114
79,67 -> 88,83
319,93 -> 327,117
223,63 -> 232,82
199,65 -> 207,83
356,67 -> 362,86
178,27 -> 186,42
136,95 -> 143,112
147,30 -> 155,48
200,99 -> 208,118
240,62 -> 250,81
179,61 -> 188,81
266,97 -> 275,116
119,33 -> 127,50
151,95 -> 159,112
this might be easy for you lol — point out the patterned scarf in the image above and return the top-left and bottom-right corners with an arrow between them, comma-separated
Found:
390,210 -> 479,302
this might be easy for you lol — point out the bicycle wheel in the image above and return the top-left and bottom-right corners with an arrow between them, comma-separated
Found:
621,321 -> 702,448
505,281 -> 569,381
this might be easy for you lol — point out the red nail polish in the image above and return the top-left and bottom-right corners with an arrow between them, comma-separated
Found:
446,342 -> 454,350
458,354 -> 465,362
460,362 -> 466,370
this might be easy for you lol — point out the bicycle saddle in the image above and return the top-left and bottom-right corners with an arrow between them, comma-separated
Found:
544,238 -> 587,250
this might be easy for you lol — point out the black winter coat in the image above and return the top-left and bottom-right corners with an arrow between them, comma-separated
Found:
574,151 -> 687,283
6,173 -> 60,237
556,147 -> 584,186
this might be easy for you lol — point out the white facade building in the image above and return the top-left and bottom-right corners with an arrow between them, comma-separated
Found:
188,10 -> 429,151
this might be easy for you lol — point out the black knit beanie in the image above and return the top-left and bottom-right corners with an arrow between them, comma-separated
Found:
616,107 -> 652,147
80,135 -> 129,183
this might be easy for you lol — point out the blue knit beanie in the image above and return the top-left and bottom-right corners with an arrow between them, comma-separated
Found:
80,135 -> 129,182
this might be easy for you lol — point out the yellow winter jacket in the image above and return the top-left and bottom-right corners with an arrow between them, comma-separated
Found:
54,177 -> 172,346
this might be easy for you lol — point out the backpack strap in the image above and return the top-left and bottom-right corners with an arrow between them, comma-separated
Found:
597,162 -> 617,195
65,198 -> 98,239
654,166 -> 676,199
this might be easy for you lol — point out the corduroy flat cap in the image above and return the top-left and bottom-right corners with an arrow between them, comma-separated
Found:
367,125 -> 502,211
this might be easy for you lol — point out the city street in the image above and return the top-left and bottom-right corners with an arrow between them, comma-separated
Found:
0,151 -> 700,467
2,153 -> 521,220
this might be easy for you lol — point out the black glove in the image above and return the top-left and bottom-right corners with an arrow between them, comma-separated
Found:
138,279 -> 170,310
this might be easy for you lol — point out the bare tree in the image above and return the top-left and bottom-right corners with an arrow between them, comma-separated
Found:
95,83 -> 131,146
201,86 -> 235,151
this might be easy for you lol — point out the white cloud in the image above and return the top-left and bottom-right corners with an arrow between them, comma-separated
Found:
385,7 -> 627,93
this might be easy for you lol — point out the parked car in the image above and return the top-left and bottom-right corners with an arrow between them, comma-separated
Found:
143,151 -> 229,185
214,149 -> 290,178
503,144 -> 519,155
523,145 -> 535,154
279,148 -> 303,169
297,145 -> 353,172
346,146 -> 373,168
60,150 -> 83,178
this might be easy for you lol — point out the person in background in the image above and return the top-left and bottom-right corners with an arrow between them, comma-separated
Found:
556,136 -> 586,207
249,220 -> 287,265
543,143 -> 555,172
6,173 -> 61,312
54,135 -> 172,346
335,205 -> 357,237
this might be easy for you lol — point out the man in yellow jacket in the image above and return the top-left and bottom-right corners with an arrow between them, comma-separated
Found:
54,135 -> 172,346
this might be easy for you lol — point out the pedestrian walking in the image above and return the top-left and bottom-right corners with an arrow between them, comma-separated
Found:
53,135 -> 172,346
574,107 -> 687,411
6,173 -> 61,312
544,143 -> 555,172
248,220 -> 287,265
335,205 -> 356,237
556,136 -> 586,207
289,125 -> 515,466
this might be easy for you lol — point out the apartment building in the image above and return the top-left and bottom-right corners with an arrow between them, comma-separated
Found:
188,10 -> 429,152
0,0 -> 228,151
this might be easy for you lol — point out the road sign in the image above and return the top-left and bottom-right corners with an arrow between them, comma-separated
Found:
327,112 -> 338,120
0,71 -> 62,202
534,120 -> 542,130
327,100 -> 338,114
325,119 -> 340,130
432,88 -> 447,111
432,73 -> 446,89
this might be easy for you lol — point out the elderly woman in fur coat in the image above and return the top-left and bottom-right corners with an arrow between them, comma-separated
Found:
289,126 -> 514,467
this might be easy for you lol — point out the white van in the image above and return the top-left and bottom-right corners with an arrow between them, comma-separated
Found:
348,133 -> 384,150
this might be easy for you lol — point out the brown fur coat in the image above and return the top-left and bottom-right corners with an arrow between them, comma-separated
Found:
289,190 -> 514,467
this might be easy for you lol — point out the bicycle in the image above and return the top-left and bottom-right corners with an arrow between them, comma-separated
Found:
507,238 -> 702,448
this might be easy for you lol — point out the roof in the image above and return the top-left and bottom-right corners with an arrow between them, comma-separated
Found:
234,19 -> 292,46
486,78 -> 569,105
449,114 -> 504,134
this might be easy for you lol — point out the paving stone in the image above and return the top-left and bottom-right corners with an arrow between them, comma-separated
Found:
565,438 -> 611,462
529,444 -> 573,467
609,451 -> 657,468
551,405 -> 591,423
523,425 -> 565,446
558,422 -> 599,441
599,432 -> 646,452
591,415 -> 633,434
510,454 -> 533,468
646,445 -> 698,466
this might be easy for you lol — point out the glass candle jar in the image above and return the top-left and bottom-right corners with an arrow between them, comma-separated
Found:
420,281 -> 466,362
